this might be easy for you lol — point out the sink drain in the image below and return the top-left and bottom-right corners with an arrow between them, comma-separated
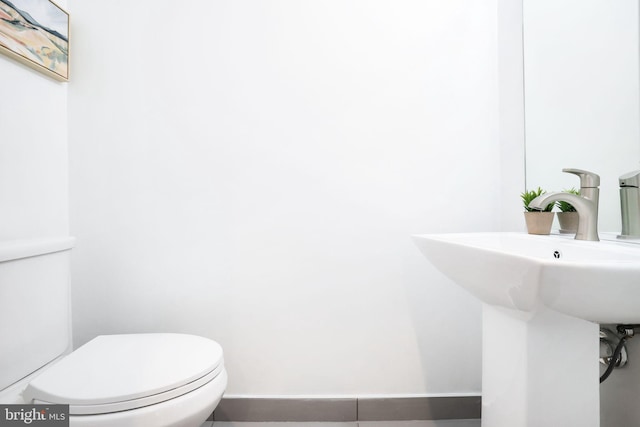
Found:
600,328 -> 632,383
600,329 -> 628,368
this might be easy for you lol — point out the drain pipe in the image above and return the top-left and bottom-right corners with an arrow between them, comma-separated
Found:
600,325 -> 639,384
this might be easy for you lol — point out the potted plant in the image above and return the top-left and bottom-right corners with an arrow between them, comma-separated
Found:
557,188 -> 580,234
521,187 -> 555,235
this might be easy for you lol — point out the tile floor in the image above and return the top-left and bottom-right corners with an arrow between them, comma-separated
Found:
201,421 -> 481,427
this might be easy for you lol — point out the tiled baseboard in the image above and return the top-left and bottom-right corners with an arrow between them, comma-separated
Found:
212,396 -> 481,422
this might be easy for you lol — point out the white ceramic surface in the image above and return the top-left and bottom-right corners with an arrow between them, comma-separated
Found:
413,232 -> 640,324
25,333 -> 224,414
413,232 -> 617,427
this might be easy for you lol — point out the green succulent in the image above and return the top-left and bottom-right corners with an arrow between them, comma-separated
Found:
521,187 -> 555,212
557,188 -> 579,212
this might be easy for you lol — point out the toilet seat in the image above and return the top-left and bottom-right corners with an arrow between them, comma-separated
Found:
23,333 -> 224,415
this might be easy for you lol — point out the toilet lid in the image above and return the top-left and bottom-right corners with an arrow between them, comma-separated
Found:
24,333 -> 224,415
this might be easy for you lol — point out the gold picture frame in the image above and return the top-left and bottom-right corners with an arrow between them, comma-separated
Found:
0,0 -> 69,82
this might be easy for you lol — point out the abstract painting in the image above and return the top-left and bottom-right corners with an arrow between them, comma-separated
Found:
0,0 -> 69,81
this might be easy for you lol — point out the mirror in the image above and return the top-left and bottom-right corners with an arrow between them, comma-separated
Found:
523,0 -> 640,233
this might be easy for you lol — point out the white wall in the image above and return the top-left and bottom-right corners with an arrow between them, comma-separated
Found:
68,0 -> 504,395
0,0 -> 69,240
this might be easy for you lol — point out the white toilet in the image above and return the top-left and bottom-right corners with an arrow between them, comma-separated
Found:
0,237 -> 227,426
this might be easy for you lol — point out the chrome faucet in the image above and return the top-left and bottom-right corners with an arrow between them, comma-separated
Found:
529,168 -> 600,241
618,170 -> 640,239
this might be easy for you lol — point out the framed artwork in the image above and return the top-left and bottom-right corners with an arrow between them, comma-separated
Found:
0,0 -> 69,81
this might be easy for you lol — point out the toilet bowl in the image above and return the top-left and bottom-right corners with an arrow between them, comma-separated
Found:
23,333 -> 227,427
0,238 -> 227,427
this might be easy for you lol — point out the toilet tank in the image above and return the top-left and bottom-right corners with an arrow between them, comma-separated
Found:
0,237 -> 75,392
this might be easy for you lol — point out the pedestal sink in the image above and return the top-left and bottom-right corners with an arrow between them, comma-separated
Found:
413,232 -> 640,427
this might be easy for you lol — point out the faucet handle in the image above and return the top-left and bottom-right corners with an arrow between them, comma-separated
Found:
563,168 -> 600,188
619,170 -> 640,188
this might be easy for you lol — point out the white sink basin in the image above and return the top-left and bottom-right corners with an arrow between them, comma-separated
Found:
413,232 -> 640,324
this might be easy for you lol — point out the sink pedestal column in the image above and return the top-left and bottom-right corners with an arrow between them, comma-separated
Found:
482,304 -> 600,427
